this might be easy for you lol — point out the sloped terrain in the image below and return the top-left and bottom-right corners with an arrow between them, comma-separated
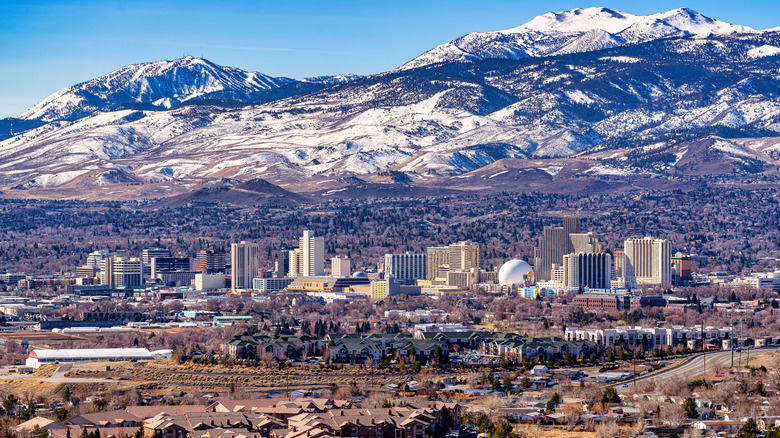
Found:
1,10 -> 780,202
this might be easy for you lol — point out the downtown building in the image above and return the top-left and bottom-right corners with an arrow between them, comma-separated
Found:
193,250 -> 227,274
330,256 -> 351,277
426,246 -> 450,281
288,230 -> 325,277
231,241 -> 259,291
624,237 -> 672,286
533,217 -> 587,282
101,257 -> 143,288
384,252 -> 426,284
562,252 -> 612,290
142,247 -> 171,278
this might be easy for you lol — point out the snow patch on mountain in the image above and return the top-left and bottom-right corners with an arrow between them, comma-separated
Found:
20,57 -> 295,122
402,7 -> 756,69
748,45 -> 780,58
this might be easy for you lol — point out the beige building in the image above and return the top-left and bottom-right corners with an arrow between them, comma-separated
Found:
624,237 -> 671,286
330,256 -> 350,277
426,246 -> 450,280
231,241 -> 259,291
449,241 -> 480,271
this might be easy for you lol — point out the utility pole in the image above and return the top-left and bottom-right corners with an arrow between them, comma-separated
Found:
702,319 -> 706,378
739,319 -> 745,370
286,365 -> 290,398
731,320 -> 735,368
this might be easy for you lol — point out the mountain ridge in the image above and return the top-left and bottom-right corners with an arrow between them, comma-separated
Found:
401,7 -> 756,69
1,8 -> 780,202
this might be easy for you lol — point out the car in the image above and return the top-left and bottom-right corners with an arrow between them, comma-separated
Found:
621,384 -> 629,387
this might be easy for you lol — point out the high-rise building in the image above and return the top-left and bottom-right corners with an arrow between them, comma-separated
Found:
288,248 -> 303,277
231,241 -> 259,291
570,232 -> 600,254
101,257 -> 143,287
613,249 -> 625,279
624,237 -> 671,286
534,226 -> 570,282
142,248 -> 171,277
331,257 -> 351,277
426,247 -> 450,280
562,252 -> 612,290
671,252 -> 693,286
150,257 -> 191,277
533,217 -> 597,282
562,216 -> 581,235
384,252 -> 426,284
86,250 -> 113,270
449,241 -> 480,271
299,230 -> 325,277
193,250 -> 226,274
274,250 -> 290,277
101,257 -> 115,287
142,248 -> 171,264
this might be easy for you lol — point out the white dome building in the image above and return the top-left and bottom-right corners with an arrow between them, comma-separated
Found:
498,259 -> 535,286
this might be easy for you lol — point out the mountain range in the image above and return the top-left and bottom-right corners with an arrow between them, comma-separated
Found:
1,7 -> 780,203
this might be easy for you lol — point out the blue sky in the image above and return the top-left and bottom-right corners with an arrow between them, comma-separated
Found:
1,0 -> 779,117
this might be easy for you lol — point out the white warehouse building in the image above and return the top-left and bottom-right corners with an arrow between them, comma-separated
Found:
26,348 -> 154,369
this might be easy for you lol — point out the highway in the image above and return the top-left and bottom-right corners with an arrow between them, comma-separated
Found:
618,346 -> 777,392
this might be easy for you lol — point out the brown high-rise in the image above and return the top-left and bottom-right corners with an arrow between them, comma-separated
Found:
534,216 -> 585,282
193,250 -> 227,274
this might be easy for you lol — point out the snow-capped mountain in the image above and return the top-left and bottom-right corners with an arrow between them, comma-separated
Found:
1,9 -> 779,201
402,7 -> 755,69
20,57 -> 300,122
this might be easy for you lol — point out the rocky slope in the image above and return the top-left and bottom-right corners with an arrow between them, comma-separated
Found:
1,9 -> 780,201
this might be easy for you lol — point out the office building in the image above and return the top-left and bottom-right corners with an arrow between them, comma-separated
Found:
562,252 -> 612,290
447,270 -> 477,288
624,237 -> 671,286
572,292 -> 630,311
86,250 -> 113,270
194,273 -> 226,291
75,266 -> 99,278
0,273 -> 26,285
156,270 -> 198,287
331,257 -> 351,277
253,277 -> 295,292
449,241 -> 480,271
101,257 -> 114,287
288,248 -> 303,277
142,248 -> 171,277
150,257 -> 191,277
426,247 -> 450,281
193,250 -> 226,274
231,241 -> 259,291
274,250 -> 290,277
100,257 -> 143,287
671,253 -> 693,285
369,277 -> 401,300
384,252 -> 426,284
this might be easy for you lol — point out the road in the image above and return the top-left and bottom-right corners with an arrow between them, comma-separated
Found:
618,346 -> 777,392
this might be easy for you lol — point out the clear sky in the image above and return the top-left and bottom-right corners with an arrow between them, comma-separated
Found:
1,0 -> 779,118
